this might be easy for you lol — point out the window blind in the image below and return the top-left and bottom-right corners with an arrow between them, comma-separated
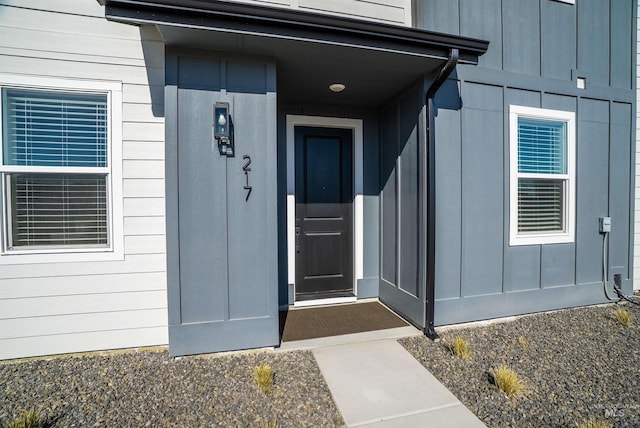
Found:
518,118 -> 566,174
2,88 -> 110,250
3,89 -> 107,167
8,174 -> 108,248
516,117 -> 567,234
518,179 -> 563,232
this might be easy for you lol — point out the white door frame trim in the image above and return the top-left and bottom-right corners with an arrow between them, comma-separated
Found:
286,115 -> 364,306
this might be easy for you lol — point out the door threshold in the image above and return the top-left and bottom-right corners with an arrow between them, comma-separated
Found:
294,296 -> 357,308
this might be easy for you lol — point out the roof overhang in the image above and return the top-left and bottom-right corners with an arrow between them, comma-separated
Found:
98,0 -> 489,106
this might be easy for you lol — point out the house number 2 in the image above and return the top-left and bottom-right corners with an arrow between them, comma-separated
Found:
242,155 -> 252,201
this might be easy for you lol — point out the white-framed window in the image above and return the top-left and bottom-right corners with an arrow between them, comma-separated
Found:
509,105 -> 575,246
0,75 -> 123,263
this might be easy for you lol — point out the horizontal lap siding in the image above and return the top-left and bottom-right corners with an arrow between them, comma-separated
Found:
226,0 -> 412,26
0,0 -> 168,359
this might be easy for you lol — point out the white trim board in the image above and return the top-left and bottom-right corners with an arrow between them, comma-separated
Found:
508,105 -> 575,246
286,115 -> 364,303
293,296 -> 357,308
0,73 -> 124,264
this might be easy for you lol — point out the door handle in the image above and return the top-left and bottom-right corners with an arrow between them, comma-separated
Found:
295,226 -> 301,253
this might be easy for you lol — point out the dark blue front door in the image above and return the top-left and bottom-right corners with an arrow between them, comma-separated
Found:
295,126 -> 354,301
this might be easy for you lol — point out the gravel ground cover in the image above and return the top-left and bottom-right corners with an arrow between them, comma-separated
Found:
0,349 -> 343,427
401,302 -> 640,428
3,302 -> 639,428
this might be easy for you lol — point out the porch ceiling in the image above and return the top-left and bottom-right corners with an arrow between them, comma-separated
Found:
158,26 -> 449,106
99,0 -> 489,107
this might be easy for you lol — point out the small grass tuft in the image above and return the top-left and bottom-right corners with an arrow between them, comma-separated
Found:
517,336 -> 529,348
491,365 -> 524,397
254,364 -> 274,396
260,416 -> 278,428
447,335 -> 472,359
612,308 -> 631,326
2,409 -> 47,428
575,417 -> 612,428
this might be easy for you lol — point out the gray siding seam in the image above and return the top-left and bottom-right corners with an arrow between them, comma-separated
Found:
456,70 -> 634,103
500,0 -> 504,71
5,325 -> 167,341
501,83 -> 508,294
573,0 -> 578,78
452,77 -> 631,110
0,3 -> 103,20
458,78 -> 464,300
538,0 -> 542,79
396,106 -> 402,291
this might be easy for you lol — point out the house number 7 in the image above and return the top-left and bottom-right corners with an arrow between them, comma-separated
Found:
242,155 -> 252,201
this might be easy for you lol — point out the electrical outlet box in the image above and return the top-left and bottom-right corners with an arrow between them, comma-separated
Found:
599,216 -> 611,233
614,274 -> 622,290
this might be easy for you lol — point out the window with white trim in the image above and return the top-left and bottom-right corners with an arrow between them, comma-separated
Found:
0,76 -> 123,261
509,105 -> 575,246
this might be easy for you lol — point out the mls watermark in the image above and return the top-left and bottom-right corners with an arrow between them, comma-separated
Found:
594,403 -> 639,419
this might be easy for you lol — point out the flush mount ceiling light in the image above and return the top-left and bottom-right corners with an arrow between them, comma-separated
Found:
329,83 -> 346,92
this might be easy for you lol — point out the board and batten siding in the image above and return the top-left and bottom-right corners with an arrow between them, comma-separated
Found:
635,0 -> 640,291
226,0 -> 412,26
0,0 -> 167,359
422,0 -> 636,324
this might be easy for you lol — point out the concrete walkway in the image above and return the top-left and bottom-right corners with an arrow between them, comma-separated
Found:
312,339 -> 486,427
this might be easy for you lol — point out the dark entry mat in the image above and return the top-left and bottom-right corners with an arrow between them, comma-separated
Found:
280,301 -> 409,342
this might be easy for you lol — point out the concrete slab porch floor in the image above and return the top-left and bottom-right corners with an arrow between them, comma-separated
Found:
312,339 -> 487,428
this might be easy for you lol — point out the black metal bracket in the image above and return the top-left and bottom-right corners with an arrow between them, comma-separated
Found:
424,323 -> 440,342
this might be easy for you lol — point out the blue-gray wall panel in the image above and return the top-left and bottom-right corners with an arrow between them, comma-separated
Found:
398,88 -> 420,296
226,61 -> 267,93
505,88 -> 540,109
357,278 -> 378,299
610,0 -> 633,89
541,0 -> 576,81
378,80 -> 427,328
177,87 -> 228,324
502,0 -> 540,76
542,93 -> 577,113
540,93 -> 578,288
576,98 -> 610,285
277,107 -> 288,307
434,79 -> 462,300
177,57 -> 221,90
502,88 -> 542,294
504,246 -> 541,292
417,0 -> 459,35
609,102 -> 632,278
381,105 -> 398,285
165,74 -> 180,326
459,0 -> 502,70
167,51 -> 279,356
541,244 -> 576,288
227,93 -> 271,319
461,82 -> 503,297
363,118 -> 380,281
577,0 -> 610,87
364,195 -> 379,279
418,0 -> 636,326
435,282 -> 608,325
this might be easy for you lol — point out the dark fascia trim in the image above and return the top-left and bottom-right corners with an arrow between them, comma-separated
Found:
97,0 -> 488,61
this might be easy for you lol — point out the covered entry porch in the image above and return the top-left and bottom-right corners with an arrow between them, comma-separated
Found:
100,0 -> 487,356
